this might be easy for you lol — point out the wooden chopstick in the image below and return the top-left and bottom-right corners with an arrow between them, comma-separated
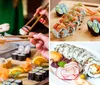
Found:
24,3 -> 49,31
6,39 -> 29,42
84,4 -> 98,8
4,35 -> 32,38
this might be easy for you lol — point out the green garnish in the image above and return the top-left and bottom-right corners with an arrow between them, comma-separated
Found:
58,61 -> 66,67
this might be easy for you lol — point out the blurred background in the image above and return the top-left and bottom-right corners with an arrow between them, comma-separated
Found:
0,0 -> 48,35
50,0 -> 100,10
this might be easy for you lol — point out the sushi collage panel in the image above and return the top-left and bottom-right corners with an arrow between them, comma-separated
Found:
50,0 -> 100,41
50,42 -> 100,85
0,0 -> 49,85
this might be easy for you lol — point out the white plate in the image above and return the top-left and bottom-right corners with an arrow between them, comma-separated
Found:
50,42 -> 100,85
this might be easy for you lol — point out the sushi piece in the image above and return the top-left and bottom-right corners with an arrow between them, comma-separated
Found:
14,80 -> 22,85
43,67 -> 49,77
17,54 -> 26,61
52,23 -> 69,38
17,45 -> 24,53
24,45 -> 31,58
35,72 -> 43,81
87,20 -> 93,31
28,71 -> 36,80
12,53 -> 18,60
39,70 -> 46,79
85,61 -> 100,78
19,26 -> 30,35
55,4 -> 68,17
0,23 -> 10,32
91,20 -> 99,36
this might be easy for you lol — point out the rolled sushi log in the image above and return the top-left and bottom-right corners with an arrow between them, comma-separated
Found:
55,4 -> 68,17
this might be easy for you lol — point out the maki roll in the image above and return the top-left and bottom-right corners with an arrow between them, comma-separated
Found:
39,70 -> 46,79
17,54 -> 26,61
12,53 -> 18,60
87,20 -> 93,31
43,67 -> 49,77
28,71 -> 35,80
35,72 -> 43,81
91,20 -> 99,36
14,80 -> 22,85
19,26 -> 30,35
55,4 -> 68,17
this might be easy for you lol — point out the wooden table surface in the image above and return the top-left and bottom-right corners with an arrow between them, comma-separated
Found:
50,0 -> 100,41
7,49 -> 49,85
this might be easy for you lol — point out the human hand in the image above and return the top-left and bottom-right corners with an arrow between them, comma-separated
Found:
29,32 -> 49,60
34,6 -> 49,27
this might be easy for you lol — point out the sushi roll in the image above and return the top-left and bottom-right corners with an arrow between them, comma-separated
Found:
17,53 -> 26,61
19,26 -> 30,35
18,45 -> 24,53
87,20 -> 93,31
12,53 -> 18,60
55,4 -> 68,17
91,20 -> 99,36
28,71 -> 35,80
85,61 -> 100,78
35,72 -> 43,81
14,80 -> 22,85
43,67 -> 49,77
24,45 -> 31,58
39,70 -> 46,79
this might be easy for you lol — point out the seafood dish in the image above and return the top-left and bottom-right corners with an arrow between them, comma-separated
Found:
0,79 -> 23,85
87,17 -> 100,36
50,43 -> 100,85
52,3 -> 86,38
11,45 -> 31,61
55,4 -> 68,16
0,23 -> 10,32
28,66 -> 49,81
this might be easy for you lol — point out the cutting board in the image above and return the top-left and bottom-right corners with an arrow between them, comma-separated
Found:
7,49 -> 49,85
50,0 -> 100,41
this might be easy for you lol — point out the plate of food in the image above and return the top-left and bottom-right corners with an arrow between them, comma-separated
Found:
50,43 -> 100,85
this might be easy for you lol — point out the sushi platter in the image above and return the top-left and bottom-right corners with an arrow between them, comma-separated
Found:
50,43 -> 100,85
50,1 -> 100,41
0,46 -> 49,85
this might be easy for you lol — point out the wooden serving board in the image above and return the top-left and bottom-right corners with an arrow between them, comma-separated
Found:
50,0 -> 100,41
7,49 -> 49,85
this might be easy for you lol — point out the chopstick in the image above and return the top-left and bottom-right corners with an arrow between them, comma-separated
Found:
4,35 -> 32,38
6,39 -> 29,42
24,3 -> 49,30
84,4 -> 98,8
